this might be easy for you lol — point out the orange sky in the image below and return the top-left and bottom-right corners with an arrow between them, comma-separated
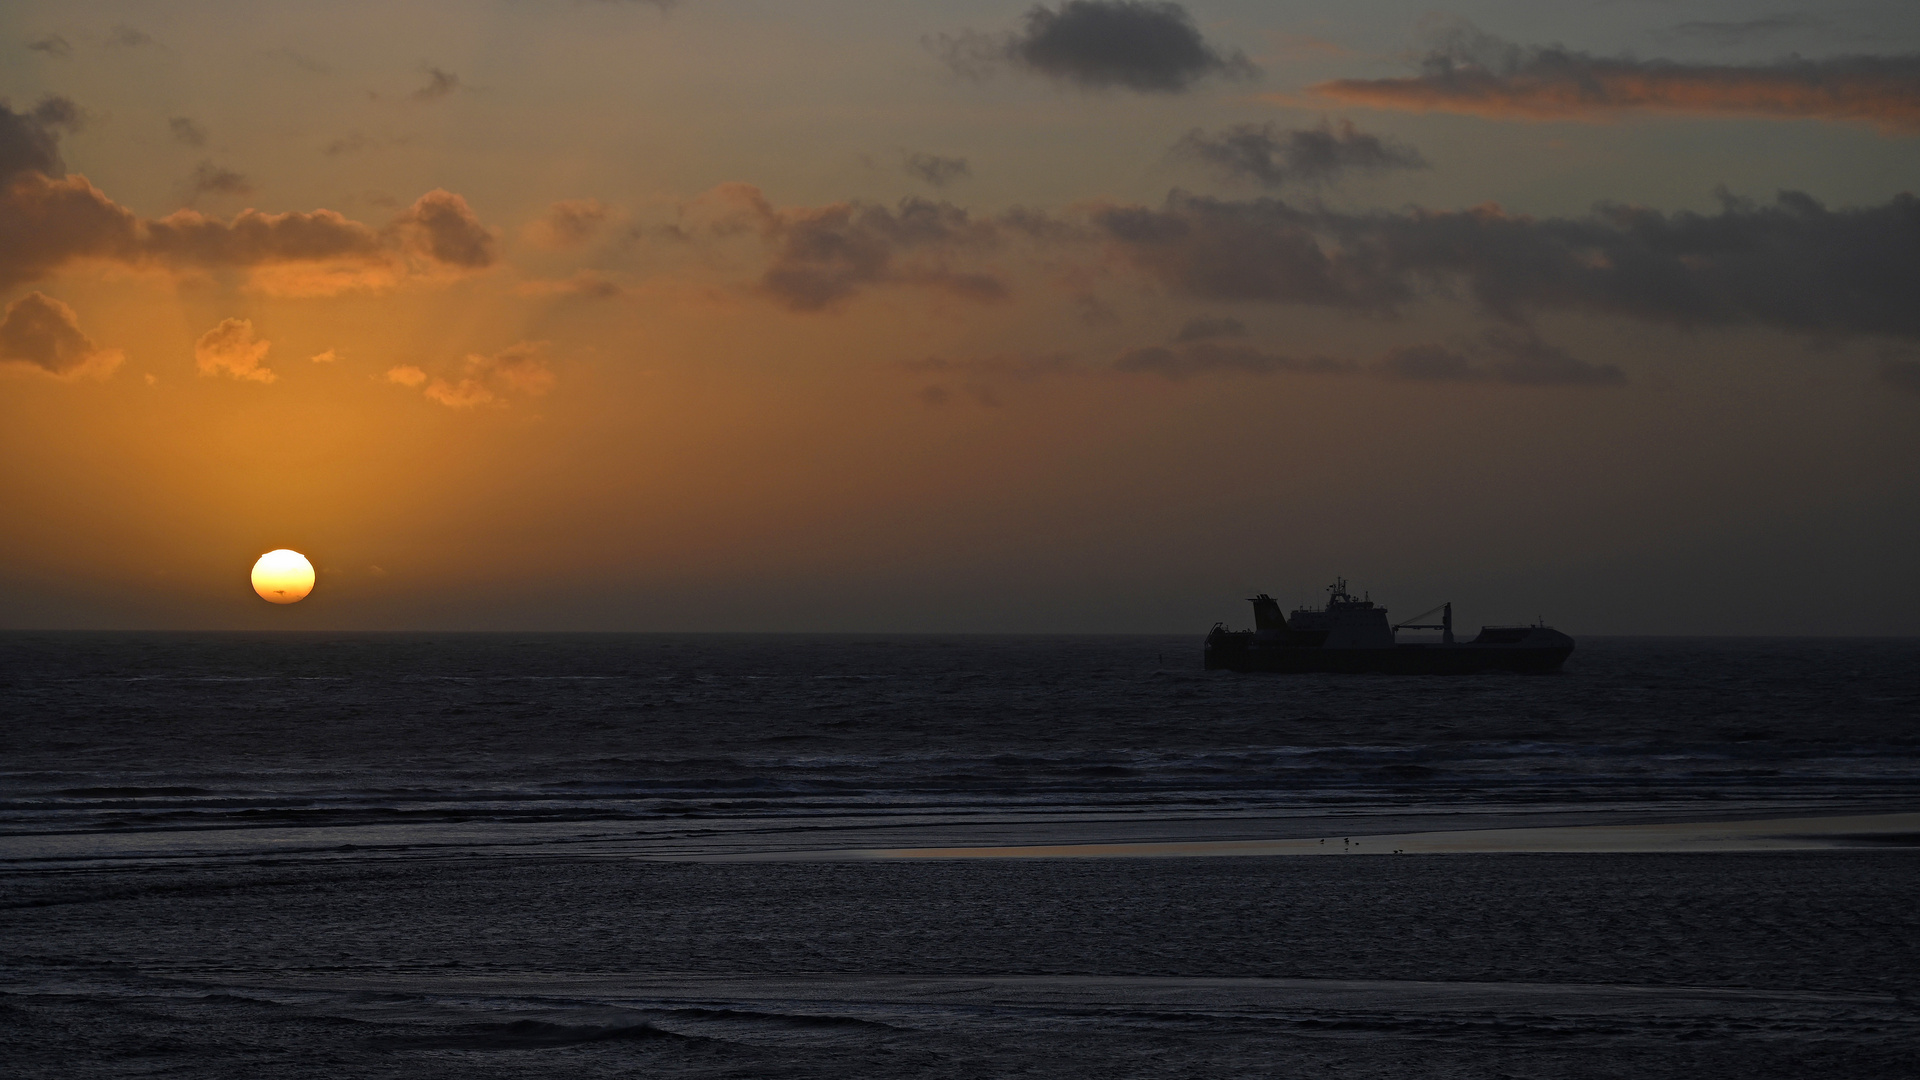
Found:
3,2 -> 1918,632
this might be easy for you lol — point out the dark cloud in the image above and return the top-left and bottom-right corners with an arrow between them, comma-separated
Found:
0,291 -> 121,378
1094,195 -> 1379,308
1880,358 -> 1920,394
934,1 -> 1257,93
689,185 -> 1008,311
1175,120 -> 1425,188
0,115 -> 491,294
391,189 -> 497,267
906,352 -> 1079,380
1671,15 -> 1826,44
0,96 -> 80,183
1115,340 -> 1347,378
526,198 -> 615,248
168,117 -> 207,147
1111,331 -> 1618,386
105,26 -> 154,48
909,333 -> 1615,390
905,152 -> 970,188
410,67 -> 460,103
1093,189 -> 1920,340
906,353 -> 1081,407
1314,25 -> 1920,131
26,35 -> 72,59
1374,329 -> 1623,386
30,97 -> 82,130
1373,342 -> 1475,381
190,161 -> 252,197
1474,327 -> 1625,385
0,168 -> 496,292
1171,314 -> 1244,342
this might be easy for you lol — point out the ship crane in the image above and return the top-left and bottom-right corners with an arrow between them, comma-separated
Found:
1392,602 -> 1454,645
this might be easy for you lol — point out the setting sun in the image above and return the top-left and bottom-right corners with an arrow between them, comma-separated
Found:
251,549 -> 315,604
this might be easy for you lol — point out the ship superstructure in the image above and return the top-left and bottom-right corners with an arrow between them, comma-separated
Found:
1205,579 -> 1572,674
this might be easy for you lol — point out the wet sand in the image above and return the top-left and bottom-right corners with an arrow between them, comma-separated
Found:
754,810 -> 1920,860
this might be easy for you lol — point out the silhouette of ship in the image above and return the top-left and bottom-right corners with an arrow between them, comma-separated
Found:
1204,579 -> 1573,674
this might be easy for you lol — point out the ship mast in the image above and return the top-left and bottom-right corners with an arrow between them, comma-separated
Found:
1392,602 -> 1454,645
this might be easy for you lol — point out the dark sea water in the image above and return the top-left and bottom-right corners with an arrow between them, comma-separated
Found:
3,633 -> 1917,1077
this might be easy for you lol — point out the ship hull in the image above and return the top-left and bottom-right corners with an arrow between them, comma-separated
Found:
1204,633 -> 1572,675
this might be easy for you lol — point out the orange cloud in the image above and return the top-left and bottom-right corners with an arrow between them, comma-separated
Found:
1313,49 -> 1920,131
194,318 -> 273,383
0,291 -> 123,379
388,342 -> 555,409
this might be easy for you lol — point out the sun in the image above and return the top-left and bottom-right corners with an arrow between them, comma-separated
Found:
251,549 -> 315,604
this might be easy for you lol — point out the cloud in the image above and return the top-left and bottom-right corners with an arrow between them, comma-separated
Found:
1115,340 -> 1349,378
933,1 -> 1257,93
0,121 -> 499,295
190,161 -> 252,197
1473,327 -> 1625,385
1115,332 -> 1617,385
410,66 -> 460,103
1373,329 -> 1623,386
905,352 -> 1080,406
1174,120 -> 1425,187
27,36 -> 72,59
680,184 -> 1010,311
0,291 -> 122,378
912,331 -> 1618,391
105,26 -> 154,48
524,198 -> 615,248
1092,189 -> 1920,340
168,117 -> 207,147
397,341 -> 555,409
1171,314 -> 1244,342
194,318 -> 274,383
310,349 -> 338,363
904,152 -> 970,187
905,352 -> 1080,380
1,96 -> 82,182
1371,342 -> 1474,381
1312,26 -> 1920,131
390,188 -> 497,268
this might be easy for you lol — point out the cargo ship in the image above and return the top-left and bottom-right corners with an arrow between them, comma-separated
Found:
1204,579 -> 1573,674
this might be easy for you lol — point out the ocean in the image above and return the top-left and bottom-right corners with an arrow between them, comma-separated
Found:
2,633 -> 1916,1077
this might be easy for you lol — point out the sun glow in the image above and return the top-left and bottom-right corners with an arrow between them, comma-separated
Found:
251,549 -> 315,604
